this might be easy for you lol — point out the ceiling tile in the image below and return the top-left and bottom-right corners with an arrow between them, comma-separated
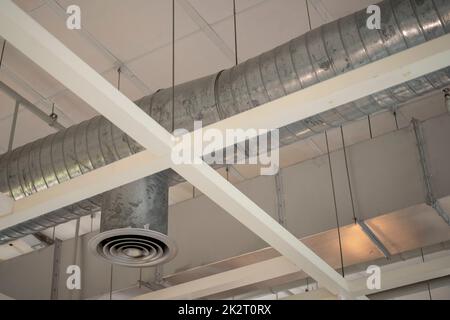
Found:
370,110 -> 397,138
102,68 -> 145,102
127,30 -> 231,90
399,93 -> 447,123
340,117 -> 372,147
278,139 -> 319,168
1,45 -> 63,99
51,90 -> 99,124
187,0 -> 266,25
13,0 -> 45,12
233,163 -> 262,180
57,0 -> 199,62
212,0 -> 310,62
321,0 -> 375,20
30,4 -> 113,73
169,181 -> 195,205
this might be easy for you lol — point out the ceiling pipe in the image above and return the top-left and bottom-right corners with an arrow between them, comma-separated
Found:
1,0 -> 450,243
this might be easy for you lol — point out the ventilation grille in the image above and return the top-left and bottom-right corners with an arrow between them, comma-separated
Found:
89,229 -> 177,268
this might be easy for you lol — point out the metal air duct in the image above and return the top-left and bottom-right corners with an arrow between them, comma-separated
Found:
89,172 -> 177,267
1,0 -> 450,243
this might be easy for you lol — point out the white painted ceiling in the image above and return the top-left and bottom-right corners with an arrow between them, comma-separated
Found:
0,0 -> 449,258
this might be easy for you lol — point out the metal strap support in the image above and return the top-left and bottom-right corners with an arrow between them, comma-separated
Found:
274,171 -> 287,227
357,220 -> 391,259
50,238 -> 62,300
412,118 -> 450,225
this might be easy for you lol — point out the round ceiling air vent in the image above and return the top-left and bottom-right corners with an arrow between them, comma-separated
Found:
88,228 -> 177,268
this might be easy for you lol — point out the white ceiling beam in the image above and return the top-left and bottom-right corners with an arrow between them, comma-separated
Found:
0,151 -> 170,229
133,253 -> 450,300
286,254 -> 450,299
348,254 -> 450,297
134,256 -> 299,300
309,0 -> 333,23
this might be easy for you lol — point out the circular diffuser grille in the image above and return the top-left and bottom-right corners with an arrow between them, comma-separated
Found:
88,228 -> 177,267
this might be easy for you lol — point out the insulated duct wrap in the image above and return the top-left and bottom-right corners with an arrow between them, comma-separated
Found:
1,0 -> 450,243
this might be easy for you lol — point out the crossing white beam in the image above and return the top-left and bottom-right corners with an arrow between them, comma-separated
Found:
348,254 -> 450,297
134,256 -> 299,300
134,253 -> 450,300
286,254 -> 450,299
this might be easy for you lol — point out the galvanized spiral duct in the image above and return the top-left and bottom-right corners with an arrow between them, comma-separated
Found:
1,0 -> 450,243
89,171 -> 177,267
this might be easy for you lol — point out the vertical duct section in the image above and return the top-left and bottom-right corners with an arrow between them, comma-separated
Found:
88,172 -> 177,267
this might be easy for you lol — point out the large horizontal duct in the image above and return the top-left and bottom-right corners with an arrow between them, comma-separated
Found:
1,0 -> 450,243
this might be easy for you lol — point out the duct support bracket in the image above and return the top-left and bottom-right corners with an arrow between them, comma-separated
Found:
357,220 -> 391,259
412,118 -> 450,225
50,238 -> 63,300
274,172 -> 287,227
0,81 -> 65,130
